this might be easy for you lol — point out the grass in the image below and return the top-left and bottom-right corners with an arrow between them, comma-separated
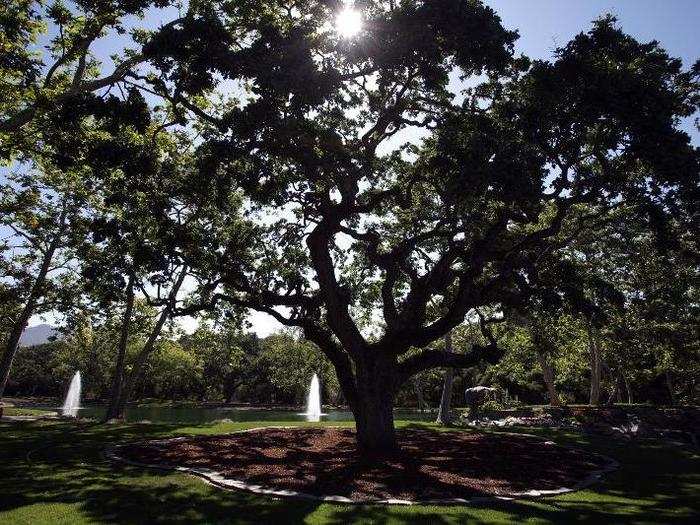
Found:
1,419 -> 698,524
2,407 -> 56,417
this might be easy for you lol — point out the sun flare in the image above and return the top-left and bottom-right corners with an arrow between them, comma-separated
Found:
336,8 -> 363,38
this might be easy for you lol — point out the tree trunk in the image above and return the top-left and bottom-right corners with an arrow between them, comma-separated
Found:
114,308 -> 167,417
536,349 -> 561,407
114,267 -> 187,417
352,356 -> 398,453
517,313 -> 561,407
600,361 -> 617,406
436,332 -> 455,425
665,370 -> 676,406
623,372 -> 633,404
586,320 -> 602,406
104,274 -> 135,421
414,375 -> 427,411
353,389 -> 397,454
311,319 -> 503,454
0,236 -> 61,400
225,382 -> 241,404
606,376 -> 620,406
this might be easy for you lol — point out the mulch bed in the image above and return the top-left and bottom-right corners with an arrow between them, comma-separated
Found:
118,427 -> 612,502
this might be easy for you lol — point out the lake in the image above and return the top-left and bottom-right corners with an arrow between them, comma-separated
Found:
35,404 -> 436,424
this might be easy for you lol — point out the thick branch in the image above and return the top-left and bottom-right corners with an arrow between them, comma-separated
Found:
307,224 -> 365,353
302,323 -> 358,408
396,343 -> 505,387
0,55 -> 146,133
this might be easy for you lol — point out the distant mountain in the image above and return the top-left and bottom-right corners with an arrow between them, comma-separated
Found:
19,324 -> 59,347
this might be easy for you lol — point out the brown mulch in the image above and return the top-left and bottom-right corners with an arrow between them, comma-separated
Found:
119,427 -> 611,501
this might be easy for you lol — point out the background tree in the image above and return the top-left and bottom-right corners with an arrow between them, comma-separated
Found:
256,331 -> 340,406
29,84 -> 170,420
74,110 -> 245,420
179,320 -> 257,403
0,163 -> 90,399
0,0 -> 177,158
581,213 -> 699,405
435,332 -> 455,424
504,311 -> 563,407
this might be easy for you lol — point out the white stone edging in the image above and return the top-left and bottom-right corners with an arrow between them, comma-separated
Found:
105,426 -> 619,506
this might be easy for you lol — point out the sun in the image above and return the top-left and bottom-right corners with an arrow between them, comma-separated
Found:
336,8 -> 363,38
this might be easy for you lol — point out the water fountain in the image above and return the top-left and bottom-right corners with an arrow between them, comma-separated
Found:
304,373 -> 323,422
62,371 -> 81,418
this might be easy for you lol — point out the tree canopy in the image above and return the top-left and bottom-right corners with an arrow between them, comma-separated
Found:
1,0 -> 698,454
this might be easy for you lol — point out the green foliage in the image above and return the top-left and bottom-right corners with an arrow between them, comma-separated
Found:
479,399 -> 505,412
255,332 -> 340,406
0,0 -> 175,159
0,162 -> 92,322
7,322 -> 341,407
143,340 -> 204,400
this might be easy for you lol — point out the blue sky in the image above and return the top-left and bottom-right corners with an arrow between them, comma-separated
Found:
24,0 -> 700,335
491,0 -> 699,67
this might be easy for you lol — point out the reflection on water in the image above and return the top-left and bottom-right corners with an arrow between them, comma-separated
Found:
34,404 -> 435,424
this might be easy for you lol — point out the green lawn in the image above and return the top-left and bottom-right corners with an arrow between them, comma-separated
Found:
2,407 -> 56,417
1,419 -> 698,524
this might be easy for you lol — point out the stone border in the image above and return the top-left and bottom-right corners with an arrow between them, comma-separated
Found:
105,426 -> 619,506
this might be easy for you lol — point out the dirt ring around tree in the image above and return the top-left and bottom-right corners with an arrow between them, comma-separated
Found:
106,426 -> 618,505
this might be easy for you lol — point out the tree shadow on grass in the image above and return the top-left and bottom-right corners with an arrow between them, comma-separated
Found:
330,422 -> 700,524
79,470 -> 321,524
317,497 -> 700,525
0,420 -> 322,524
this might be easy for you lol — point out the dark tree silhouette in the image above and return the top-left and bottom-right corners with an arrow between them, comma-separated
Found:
129,2 -> 699,452
3,1 -> 697,453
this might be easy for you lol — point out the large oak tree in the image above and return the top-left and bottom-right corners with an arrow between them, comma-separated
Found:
129,1 -> 699,452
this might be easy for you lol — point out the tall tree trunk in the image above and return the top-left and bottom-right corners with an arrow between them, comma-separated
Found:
665,370 -> 676,406
530,326 -> 561,407
436,332 -> 455,425
352,356 -> 398,453
104,273 -> 135,421
414,375 -> 427,411
602,361 -> 619,406
0,234 -> 61,400
114,267 -> 187,417
623,372 -> 633,404
606,376 -> 620,405
586,320 -> 603,406
114,307 -> 167,416
536,349 -> 561,407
